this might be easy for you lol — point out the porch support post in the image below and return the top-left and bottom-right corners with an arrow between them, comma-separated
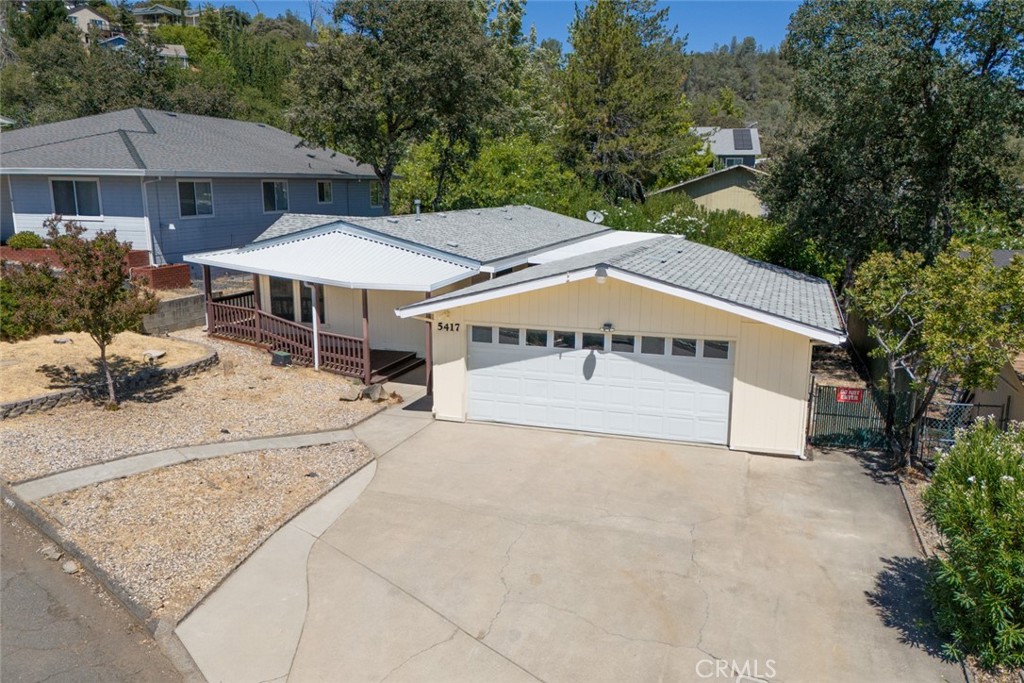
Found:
424,292 -> 433,396
305,282 -> 320,371
252,274 -> 262,310
252,274 -> 263,344
361,289 -> 372,385
202,265 -> 212,331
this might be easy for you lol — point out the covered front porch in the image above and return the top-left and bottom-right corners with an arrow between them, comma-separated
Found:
186,225 -> 479,387
205,286 -> 424,385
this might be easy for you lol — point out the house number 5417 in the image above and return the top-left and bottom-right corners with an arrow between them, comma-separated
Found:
436,322 -> 461,332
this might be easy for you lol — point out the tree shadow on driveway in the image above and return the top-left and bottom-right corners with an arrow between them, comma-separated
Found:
865,555 -> 954,663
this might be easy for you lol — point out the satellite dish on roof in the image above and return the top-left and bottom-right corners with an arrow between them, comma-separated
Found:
586,210 -> 605,224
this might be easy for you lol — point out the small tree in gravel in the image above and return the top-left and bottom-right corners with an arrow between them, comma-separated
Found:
47,218 -> 156,408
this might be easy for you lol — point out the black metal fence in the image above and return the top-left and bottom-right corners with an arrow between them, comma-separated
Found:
808,383 -> 913,449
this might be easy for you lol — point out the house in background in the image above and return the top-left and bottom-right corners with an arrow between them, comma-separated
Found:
694,126 -> 762,168
969,250 -> 1024,424
132,4 -> 200,30
0,108 -> 384,264
649,165 -> 767,217
67,5 -> 118,44
97,35 -> 189,68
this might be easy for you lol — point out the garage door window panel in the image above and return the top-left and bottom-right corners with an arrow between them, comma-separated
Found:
553,331 -> 577,349
471,325 -> 493,344
499,327 -> 521,345
672,338 -> 697,357
641,336 -> 666,355
703,340 -> 731,360
581,333 -> 605,351
611,335 -> 635,353
526,329 -> 548,347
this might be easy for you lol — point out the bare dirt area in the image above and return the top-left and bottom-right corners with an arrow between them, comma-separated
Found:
0,332 -> 208,403
36,442 -> 373,624
811,344 -> 867,386
0,328 -> 382,483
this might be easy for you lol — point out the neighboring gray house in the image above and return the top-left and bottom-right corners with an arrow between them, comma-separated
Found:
693,127 -> 762,168
0,108 -> 385,264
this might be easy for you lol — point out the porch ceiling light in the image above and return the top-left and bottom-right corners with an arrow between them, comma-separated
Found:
602,322 -> 615,333
595,266 -> 608,285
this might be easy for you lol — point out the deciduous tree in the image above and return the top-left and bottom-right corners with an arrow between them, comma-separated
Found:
46,219 -> 156,408
847,241 -> 1024,469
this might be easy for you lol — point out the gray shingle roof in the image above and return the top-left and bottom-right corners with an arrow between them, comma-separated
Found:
254,206 -> 611,265
0,108 -> 377,178
413,234 -> 844,336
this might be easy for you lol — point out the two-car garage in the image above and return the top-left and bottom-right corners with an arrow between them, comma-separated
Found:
398,235 -> 846,457
466,327 -> 734,444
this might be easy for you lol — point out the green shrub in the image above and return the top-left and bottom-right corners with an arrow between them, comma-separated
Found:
6,231 -> 46,249
0,261 -> 59,341
922,420 -> 1024,669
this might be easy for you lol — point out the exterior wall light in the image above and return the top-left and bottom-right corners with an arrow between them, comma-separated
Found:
595,266 -> 608,284
602,322 -> 615,333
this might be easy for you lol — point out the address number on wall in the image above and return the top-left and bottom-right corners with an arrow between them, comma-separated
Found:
436,322 -> 461,332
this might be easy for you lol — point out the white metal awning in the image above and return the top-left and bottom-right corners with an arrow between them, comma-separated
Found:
527,230 -> 660,264
185,228 -> 477,292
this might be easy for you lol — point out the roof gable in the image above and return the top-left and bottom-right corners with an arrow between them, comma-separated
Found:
650,165 -> 765,196
693,127 -> 762,157
399,234 -> 845,343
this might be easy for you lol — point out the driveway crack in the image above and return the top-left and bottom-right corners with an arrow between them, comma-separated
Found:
376,628 -> 458,683
479,523 -> 527,641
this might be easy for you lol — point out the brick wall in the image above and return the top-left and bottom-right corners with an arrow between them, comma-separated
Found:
0,247 -> 151,269
131,263 -> 192,290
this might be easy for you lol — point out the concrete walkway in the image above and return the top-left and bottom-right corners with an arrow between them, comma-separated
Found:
176,392 -> 433,683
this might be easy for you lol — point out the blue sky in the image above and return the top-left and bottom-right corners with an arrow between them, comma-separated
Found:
209,1 -> 800,53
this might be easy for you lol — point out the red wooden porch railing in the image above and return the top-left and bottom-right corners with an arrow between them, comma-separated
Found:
207,300 -> 366,379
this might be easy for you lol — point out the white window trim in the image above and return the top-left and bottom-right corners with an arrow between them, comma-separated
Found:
49,177 -> 104,221
176,179 -> 214,219
369,181 -> 383,208
725,157 -> 744,167
262,179 -> 289,214
316,180 -> 333,205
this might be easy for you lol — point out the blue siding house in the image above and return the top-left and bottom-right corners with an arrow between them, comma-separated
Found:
0,108 -> 384,263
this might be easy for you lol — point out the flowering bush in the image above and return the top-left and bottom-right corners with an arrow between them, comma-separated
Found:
923,420 -> 1024,668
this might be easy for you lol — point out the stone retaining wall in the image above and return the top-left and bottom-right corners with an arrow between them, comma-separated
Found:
0,349 -> 219,420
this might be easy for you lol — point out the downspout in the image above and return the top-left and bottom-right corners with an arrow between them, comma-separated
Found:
141,176 -> 162,265
303,282 -> 320,371
140,176 -> 161,265
7,175 -> 18,236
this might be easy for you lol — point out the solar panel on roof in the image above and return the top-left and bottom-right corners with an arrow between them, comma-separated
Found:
733,128 -> 753,151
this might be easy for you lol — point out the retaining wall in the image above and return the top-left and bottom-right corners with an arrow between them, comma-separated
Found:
0,348 -> 219,420
141,294 -> 207,334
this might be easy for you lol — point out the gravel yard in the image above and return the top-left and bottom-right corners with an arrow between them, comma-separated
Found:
36,442 -> 373,624
0,328 -> 382,483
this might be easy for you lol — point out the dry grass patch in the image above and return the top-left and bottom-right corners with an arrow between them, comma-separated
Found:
37,442 -> 373,624
0,328 -> 382,483
0,332 -> 208,404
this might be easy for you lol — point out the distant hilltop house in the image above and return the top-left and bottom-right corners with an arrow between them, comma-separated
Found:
693,126 -> 762,168
131,3 -> 201,30
650,165 -> 767,217
97,34 -> 190,68
67,5 -> 119,44
0,108 -> 385,265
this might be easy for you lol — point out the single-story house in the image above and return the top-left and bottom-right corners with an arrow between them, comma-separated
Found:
132,4 -> 200,29
187,206 -> 846,456
184,206 -> 623,384
693,126 -> 761,168
649,165 -> 767,216
0,108 -> 384,264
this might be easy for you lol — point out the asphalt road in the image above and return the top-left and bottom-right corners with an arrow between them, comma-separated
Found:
1,505 -> 181,683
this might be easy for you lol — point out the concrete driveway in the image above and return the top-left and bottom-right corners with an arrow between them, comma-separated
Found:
279,421 -> 958,683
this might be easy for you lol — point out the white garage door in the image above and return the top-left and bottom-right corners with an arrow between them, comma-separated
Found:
467,326 -> 733,444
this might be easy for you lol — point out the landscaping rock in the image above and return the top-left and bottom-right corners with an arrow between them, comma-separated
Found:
53,337 -> 73,344
61,560 -> 81,575
143,350 -> 166,362
339,381 -> 363,402
40,543 -> 62,561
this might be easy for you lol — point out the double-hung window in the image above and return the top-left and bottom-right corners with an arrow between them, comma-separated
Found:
262,180 -> 289,212
51,179 -> 101,217
178,180 -> 213,217
369,181 -> 383,208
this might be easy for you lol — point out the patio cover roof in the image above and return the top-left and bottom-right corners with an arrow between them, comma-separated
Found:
184,227 -> 476,292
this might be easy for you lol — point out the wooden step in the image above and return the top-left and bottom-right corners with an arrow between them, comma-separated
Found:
371,356 -> 424,384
